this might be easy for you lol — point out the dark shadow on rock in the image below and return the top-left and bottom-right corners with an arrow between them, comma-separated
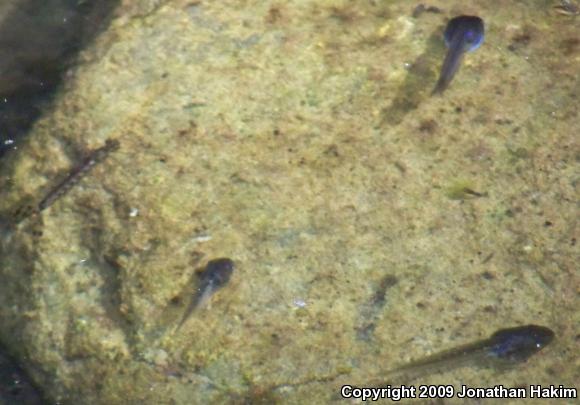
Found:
0,0 -> 119,159
377,30 -> 444,128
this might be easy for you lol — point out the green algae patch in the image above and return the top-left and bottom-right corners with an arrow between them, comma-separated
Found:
444,180 -> 486,200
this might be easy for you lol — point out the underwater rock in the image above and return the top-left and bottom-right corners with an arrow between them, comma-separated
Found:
0,1 -> 577,403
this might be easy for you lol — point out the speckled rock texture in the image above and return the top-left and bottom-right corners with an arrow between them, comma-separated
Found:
0,0 -> 577,403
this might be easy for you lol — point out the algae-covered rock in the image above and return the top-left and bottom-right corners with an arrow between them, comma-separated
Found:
0,1 -> 577,403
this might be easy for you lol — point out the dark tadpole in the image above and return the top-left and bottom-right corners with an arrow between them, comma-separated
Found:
387,325 -> 554,382
432,15 -> 484,95
174,258 -> 235,332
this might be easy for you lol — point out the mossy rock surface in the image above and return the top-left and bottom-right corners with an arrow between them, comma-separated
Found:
0,1 -> 577,403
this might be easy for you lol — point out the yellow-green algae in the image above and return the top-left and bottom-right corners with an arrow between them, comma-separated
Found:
0,1 -> 578,404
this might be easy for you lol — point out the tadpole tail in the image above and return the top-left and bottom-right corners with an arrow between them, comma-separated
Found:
386,339 -> 491,382
432,37 -> 465,95
173,288 -> 212,333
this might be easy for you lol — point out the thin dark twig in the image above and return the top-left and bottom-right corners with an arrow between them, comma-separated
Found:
37,138 -> 120,212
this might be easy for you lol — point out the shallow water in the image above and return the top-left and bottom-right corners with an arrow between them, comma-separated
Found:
0,1 -> 578,404
0,0 -> 117,158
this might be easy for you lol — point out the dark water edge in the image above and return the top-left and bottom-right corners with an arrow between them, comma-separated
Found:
0,1 -> 119,403
0,343 -> 45,405
0,0 -> 119,159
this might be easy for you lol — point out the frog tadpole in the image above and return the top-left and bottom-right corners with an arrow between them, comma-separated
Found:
432,15 -> 485,95
174,257 -> 234,332
387,325 -> 554,382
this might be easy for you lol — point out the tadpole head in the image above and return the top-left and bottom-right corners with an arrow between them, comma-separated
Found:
444,15 -> 485,53
201,258 -> 234,288
489,325 -> 555,363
